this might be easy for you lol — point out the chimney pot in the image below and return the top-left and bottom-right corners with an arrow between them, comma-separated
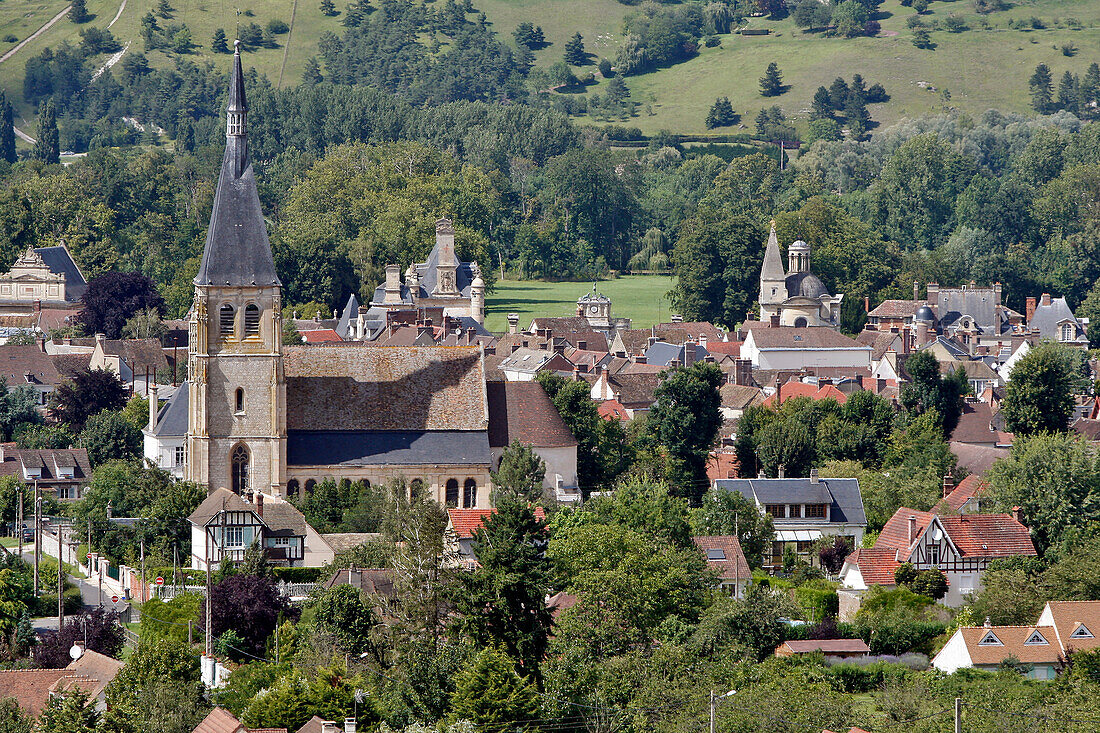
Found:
809,468 -> 819,484
908,515 -> 916,544
777,464 -> 785,479
344,719 -> 357,733
1041,293 -> 1051,306
1012,505 -> 1021,523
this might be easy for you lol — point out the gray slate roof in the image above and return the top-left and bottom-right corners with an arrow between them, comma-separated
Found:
644,341 -> 711,367
714,477 -> 867,525
1028,297 -> 1087,342
151,381 -> 188,437
287,430 -> 491,466
34,246 -> 86,302
336,293 -> 359,339
193,49 -> 280,289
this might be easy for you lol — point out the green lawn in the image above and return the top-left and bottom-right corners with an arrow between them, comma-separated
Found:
485,274 -> 675,333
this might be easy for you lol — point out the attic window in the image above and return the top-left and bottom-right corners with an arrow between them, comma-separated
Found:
978,631 -> 1003,646
220,304 -> 235,336
706,548 -> 726,561
1024,630 -> 1049,646
1071,624 -> 1094,639
244,304 -> 260,336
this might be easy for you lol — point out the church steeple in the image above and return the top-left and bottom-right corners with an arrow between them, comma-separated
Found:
759,220 -> 786,308
193,41 -> 280,288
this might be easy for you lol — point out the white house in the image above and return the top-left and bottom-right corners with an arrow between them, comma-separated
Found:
740,326 -> 871,371
143,383 -> 187,478
187,487 -> 334,570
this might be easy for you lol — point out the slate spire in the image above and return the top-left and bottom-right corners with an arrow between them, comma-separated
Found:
194,40 -> 281,288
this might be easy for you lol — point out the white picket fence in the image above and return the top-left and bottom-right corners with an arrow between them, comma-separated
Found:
152,580 -> 319,600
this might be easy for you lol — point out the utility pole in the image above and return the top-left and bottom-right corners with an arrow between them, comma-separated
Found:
58,523 -> 65,628
17,486 -> 23,562
955,697 -> 962,733
709,690 -> 715,733
140,539 -> 146,604
32,488 -> 39,597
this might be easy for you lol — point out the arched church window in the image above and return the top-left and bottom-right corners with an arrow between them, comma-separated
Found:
793,317 -> 808,328
463,478 -> 477,508
244,304 -> 261,336
410,479 -> 425,500
220,304 -> 236,337
231,444 -> 250,494
286,479 -> 300,497
445,479 -> 459,508
235,388 -> 244,414
304,479 -> 317,494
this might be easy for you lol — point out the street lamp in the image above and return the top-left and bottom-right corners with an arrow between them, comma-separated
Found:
709,689 -> 737,733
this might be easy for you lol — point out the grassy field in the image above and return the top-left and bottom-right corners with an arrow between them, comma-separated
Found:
1,0 -> 1099,140
485,274 -> 676,333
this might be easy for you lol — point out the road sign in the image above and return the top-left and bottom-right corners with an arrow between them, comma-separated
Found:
155,576 -> 164,586
111,595 -> 119,604
86,552 -> 92,559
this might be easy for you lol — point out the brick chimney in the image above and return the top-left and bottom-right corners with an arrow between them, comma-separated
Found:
735,358 -> 752,386
1041,292 -> 1051,307
769,315 -> 780,327
256,492 -> 264,519
1026,297 -> 1037,324
864,295 -> 870,313
942,472 -> 954,498
926,282 -> 938,306
507,313 -> 519,334
1012,506 -> 1021,523
913,281 -> 920,302
684,341 -> 696,367
908,515 -> 916,544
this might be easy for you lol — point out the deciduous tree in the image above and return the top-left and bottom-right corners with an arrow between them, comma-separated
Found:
48,368 -> 127,432
78,271 -> 166,339
1002,341 -> 1079,435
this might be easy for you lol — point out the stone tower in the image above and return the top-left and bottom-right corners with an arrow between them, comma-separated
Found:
187,41 -> 286,497
758,221 -> 786,316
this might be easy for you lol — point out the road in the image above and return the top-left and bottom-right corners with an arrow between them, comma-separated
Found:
0,6 -> 73,65
20,545 -> 129,634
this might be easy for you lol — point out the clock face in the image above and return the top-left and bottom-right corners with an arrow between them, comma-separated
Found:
589,304 -> 599,315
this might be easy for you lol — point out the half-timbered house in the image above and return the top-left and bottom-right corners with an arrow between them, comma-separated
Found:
840,506 -> 1036,607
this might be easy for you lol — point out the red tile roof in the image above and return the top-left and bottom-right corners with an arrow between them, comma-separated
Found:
939,475 -> 988,512
844,546 -> 901,586
598,399 -> 628,421
956,625 -> 1061,666
692,535 -> 751,583
486,381 -> 577,449
0,669 -> 69,717
762,380 -> 848,407
299,329 -> 343,343
447,507 -> 546,539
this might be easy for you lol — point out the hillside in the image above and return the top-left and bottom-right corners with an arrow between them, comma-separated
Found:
0,0 -> 1097,141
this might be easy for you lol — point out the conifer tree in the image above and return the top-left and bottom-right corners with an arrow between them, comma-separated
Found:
759,61 -> 783,97
705,97 -> 737,128
1057,70 -> 1079,114
302,56 -> 323,85
342,3 -> 363,27
175,116 -> 194,153
0,92 -> 15,164
1081,63 -> 1100,111
33,99 -> 59,165
320,0 -> 337,14
564,32 -> 586,65
450,647 -> 539,730
211,27 -> 229,53
829,76 -> 850,109
70,0 -> 90,23
811,85 -> 834,119
1030,63 -> 1054,112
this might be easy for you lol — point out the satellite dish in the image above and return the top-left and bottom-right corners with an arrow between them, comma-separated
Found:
69,644 -> 83,661
932,527 -> 943,541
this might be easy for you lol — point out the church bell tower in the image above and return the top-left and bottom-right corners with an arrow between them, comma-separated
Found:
187,41 -> 286,496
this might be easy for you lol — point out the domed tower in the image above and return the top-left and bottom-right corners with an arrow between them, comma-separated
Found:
914,304 -> 935,347
187,42 -> 286,497
788,239 -> 810,274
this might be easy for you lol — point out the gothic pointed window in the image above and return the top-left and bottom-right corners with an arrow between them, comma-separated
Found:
244,304 -> 261,336
231,444 -> 250,494
445,479 -> 459,508
463,478 -> 477,508
220,304 -> 236,337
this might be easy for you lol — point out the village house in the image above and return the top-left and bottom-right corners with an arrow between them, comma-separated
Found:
0,444 -> 91,501
933,601 -> 1100,680
714,471 -> 867,570
740,325 -> 872,372
446,506 -> 547,566
841,506 -> 1037,607
692,535 -> 751,598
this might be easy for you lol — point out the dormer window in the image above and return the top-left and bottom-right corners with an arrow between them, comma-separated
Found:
1060,322 -> 1074,341
1071,623 -> 1094,639
1024,629 -> 1049,646
220,304 -> 236,337
978,630 -> 1002,646
244,304 -> 260,336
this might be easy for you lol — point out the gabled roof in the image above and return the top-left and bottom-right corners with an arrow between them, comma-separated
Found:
655,322 -> 728,342
856,329 -> 903,361
644,341 -> 710,367
187,487 -> 255,527
951,402 -> 999,444
607,372 -> 662,408
1040,601 -> 1100,653
949,441 -> 1007,477
324,567 -> 395,598
875,506 -> 1036,559
34,245 -> 87,302
843,546 -> 901,586
194,47 -> 280,289
745,327 -> 868,350
447,507 -> 546,539
719,383 -> 764,410
299,329 -> 343,344
283,345 -> 487,432
867,299 -> 921,319
939,475 -> 989,512
0,669 -> 70,717
692,535 -> 751,583
0,344 -> 63,386
598,399 -> 628,420
762,380 -> 847,407
715,477 -> 866,526
0,448 -> 90,483
486,381 -> 577,449
151,381 -> 188,438
955,625 -> 1060,665
286,430 -> 491,467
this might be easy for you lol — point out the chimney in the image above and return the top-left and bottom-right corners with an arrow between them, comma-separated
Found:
63,336 -> 71,346
320,723 -> 340,733
1026,297 -> 1037,324
926,282 -> 938,306
777,464 -> 785,479
913,281 -> 920,302
507,313 -> 519,334
1041,292 -> 1051,307
907,515 -> 916,544
809,468 -> 819,484
147,385 -> 158,432
901,327 -> 910,355
577,340 -> 587,351
36,337 -> 46,352
684,341 -> 696,367
383,264 -> 402,305
994,281 -> 1002,307
344,719 -> 357,733
572,366 -> 580,381
735,359 -> 752,386
95,333 -> 106,349
647,336 -> 658,348
671,314 -> 683,323
699,334 -> 708,351
1012,506 -> 1021,523
864,296 -> 870,313
984,617 -> 991,629
256,492 -> 264,519
942,472 -> 954,498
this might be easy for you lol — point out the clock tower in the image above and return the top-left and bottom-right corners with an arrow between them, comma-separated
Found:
577,284 -> 612,330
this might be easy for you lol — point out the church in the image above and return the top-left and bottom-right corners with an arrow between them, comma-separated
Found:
758,223 -> 843,329
165,44 -> 493,509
